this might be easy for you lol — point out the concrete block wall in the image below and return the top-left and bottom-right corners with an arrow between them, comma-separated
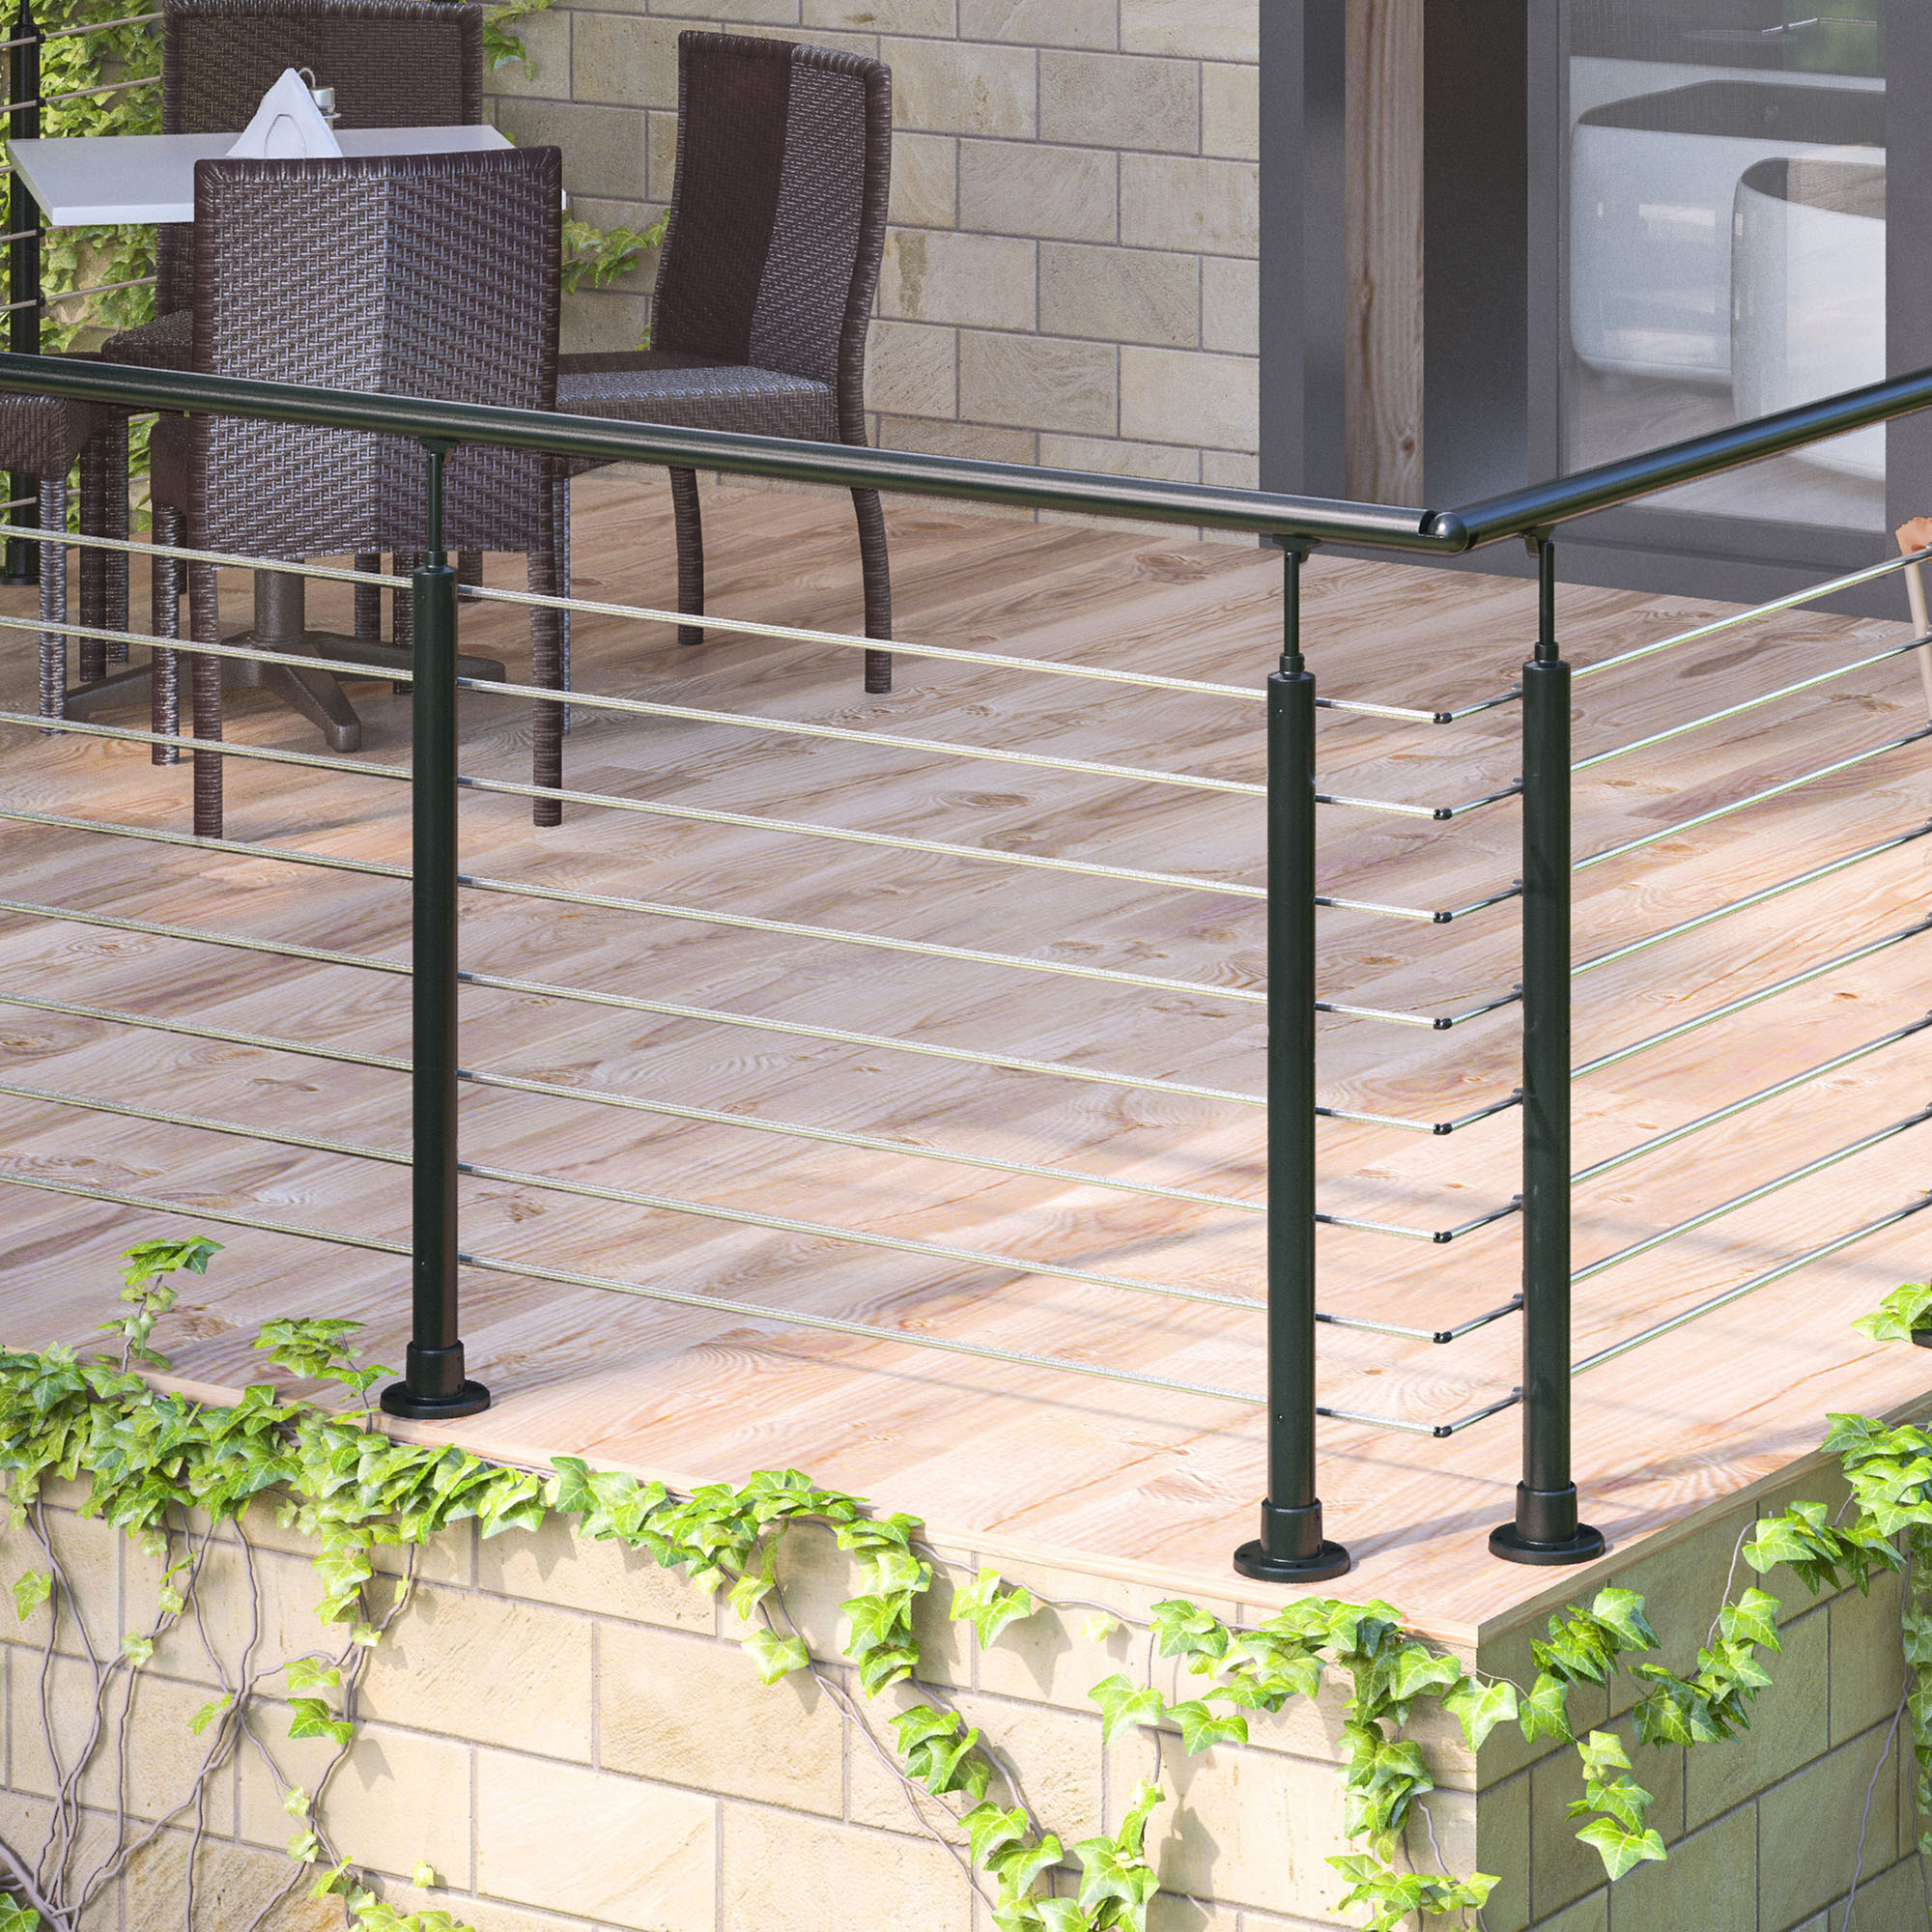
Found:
2,1454 -> 1920,1932
484,0 -> 1261,500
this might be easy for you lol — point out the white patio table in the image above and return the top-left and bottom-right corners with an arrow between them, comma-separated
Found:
10,124 -> 514,750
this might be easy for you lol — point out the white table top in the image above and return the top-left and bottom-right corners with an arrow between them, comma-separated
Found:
8,124 -> 512,225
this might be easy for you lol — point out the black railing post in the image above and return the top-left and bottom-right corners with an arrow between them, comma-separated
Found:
1491,535 -> 1602,1565
383,440 -> 489,1422
3,0 -> 41,585
1236,536 -> 1350,1585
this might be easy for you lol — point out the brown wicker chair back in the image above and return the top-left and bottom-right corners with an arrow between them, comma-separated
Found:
181,144 -> 560,558
156,0 -> 483,314
651,31 -> 890,441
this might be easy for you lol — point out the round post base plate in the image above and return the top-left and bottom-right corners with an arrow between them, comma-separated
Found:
1488,1520 -> 1605,1566
1233,1538 -> 1352,1584
380,1379 -> 492,1421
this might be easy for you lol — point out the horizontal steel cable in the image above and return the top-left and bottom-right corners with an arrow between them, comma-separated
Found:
1319,1388 -> 1524,1439
463,1065 -> 1264,1215
0,988 -> 408,1073
1316,687 -> 1520,724
1574,1016 -> 1932,1184
0,520 -> 397,590
48,274 -> 156,304
1576,724 -> 1932,872
43,11 -> 162,35
459,1248 -> 1264,1406
456,771 -> 1264,898
1317,1090 -> 1522,1136
1318,985 -> 1522,1031
1572,1192 -> 1932,1376
1573,821 -> 1932,978
0,895 -> 409,976
0,805 -> 409,882
459,967 -> 1264,1106
1574,636 -> 1932,774
1318,883 -> 1520,925
0,1168 -> 408,1257
457,868 -> 1264,1005
1319,1198 -> 1520,1244
1314,780 -> 1522,822
457,665 -> 1265,797
33,73 -> 156,105
1318,1291 -> 1522,1347
1574,916 -> 1932,1079
0,1076 -> 1264,1315
0,705 -> 411,782
1572,1103 -> 1932,1286
1573,550 -> 1927,683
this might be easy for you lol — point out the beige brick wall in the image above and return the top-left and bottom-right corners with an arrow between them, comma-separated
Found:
4,1451 -> 1922,1932
484,0 -> 1261,499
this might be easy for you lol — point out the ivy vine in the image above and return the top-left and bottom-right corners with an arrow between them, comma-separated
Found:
0,1242 -> 1927,1932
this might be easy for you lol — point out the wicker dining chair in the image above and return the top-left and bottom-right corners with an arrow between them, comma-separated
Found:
100,0 -> 485,637
554,32 -> 895,693
146,144 -> 563,839
0,386 -> 126,724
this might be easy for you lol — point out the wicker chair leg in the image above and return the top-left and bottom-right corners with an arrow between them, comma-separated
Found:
187,557 -> 224,838
102,418 -> 128,662
391,549 -> 421,690
75,441 -> 106,684
669,465 -> 704,649
457,546 -> 483,600
554,473 -> 571,733
529,514 -> 563,829
353,550 -> 383,641
850,486 -> 892,696
150,504 -> 183,766
37,476 -> 66,722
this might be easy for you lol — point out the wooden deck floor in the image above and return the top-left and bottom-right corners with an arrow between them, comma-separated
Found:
2,470 -> 1930,1642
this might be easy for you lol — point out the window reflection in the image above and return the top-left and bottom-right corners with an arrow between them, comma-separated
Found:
1564,2 -> 1884,528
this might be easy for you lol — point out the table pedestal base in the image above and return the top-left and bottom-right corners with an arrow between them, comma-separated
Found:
61,567 -> 506,755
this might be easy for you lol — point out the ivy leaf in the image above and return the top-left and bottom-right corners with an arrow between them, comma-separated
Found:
282,1786 -> 311,1819
411,1861 -> 438,1889
1151,1598 -> 1229,1662
188,1693 -> 232,1736
1389,1645 -> 1463,1705
1082,1610 -> 1122,1643
121,1631 -> 154,1665
1587,1589 -> 1659,1656
1441,1674 -> 1519,1752
1852,1283 -> 1932,1342
989,1834 -> 1065,1902
288,1698 -> 355,1748
14,1569 -> 50,1622
1088,1673 -> 1166,1744
1719,1588 -> 1782,1654
952,1566 -> 1037,1647
1168,1698 -> 1247,1754
741,1628 -> 810,1685
1520,1672 -> 1574,1745
285,1659 -> 341,1692
961,1801 -> 1029,1869
287,1830 -> 322,1863
1575,1817 -> 1667,1880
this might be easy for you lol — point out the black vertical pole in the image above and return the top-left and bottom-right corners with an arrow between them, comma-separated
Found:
3,0 -> 41,585
1236,536 -> 1350,1585
383,440 -> 489,1422
1491,535 -> 1601,1565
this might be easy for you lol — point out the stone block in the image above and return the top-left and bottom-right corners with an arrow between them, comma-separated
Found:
885,37 -> 1035,138
1120,347 -> 1256,451
866,321 -> 957,417
238,1717 -> 473,1888
479,6 -> 570,99
1201,61 -> 1258,161
125,1831 -> 337,1932
889,130 -> 957,228
721,1803 -> 973,1932
806,0 -> 953,30
848,1685 -> 1103,1843
880,228 -> 1036,330
1533,1892 -> 1609,1932
959,0 -> 1116,50
1121,155 -> 1258,257
150,1541 -> 342,1684
1201,449 -> 1257,490
1829,1566 -> 1905,1746
879,414 -> 1036,463
598,1616 -> 843,1813
1039,242 -> 1197,347
1039,51 -> 1197,154
959,140 -> 1116,242
1685,1603 -> 1828,1829
1202,254 -> 1256,355
476,1512 -> 711,1631
561,290 -> 652,355
959,331 -> 1115,434
474,1748 -> 716,1931
1477,1767 -> 1530,1932
359,1583 -> 593,1761
1606,1801 -> 1754,1932
1757,1722 -> 1901,1931
494,98 -> 648,200
1816,1855 -> 1922,1932
1120,0 -> 1258,63
648,107 -> 678,202
352,1884 -> 605,1932
1037,434 -> 1197,484
659,0 -> 800,15
5,1505 -> 121,1660
564,197 -> 666,295
570,12 -> 681,107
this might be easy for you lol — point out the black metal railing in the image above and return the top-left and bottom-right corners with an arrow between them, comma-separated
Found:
4,349 -> 1932,1580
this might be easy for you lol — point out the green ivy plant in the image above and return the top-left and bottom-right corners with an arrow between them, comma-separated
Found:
0,1247 -> 1928,1932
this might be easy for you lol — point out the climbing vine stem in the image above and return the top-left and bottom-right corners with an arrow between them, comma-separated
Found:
0,1247 -> 1928,1932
